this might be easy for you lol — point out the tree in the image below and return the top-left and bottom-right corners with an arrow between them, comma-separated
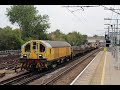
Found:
0,26 -> 23,50
93,35 -> 98,37
66,31 -> 87,46
31,14 -> 50,40
6,5 -> 50,40
48,30 -> 87,45
48,29 -> 66,41
82,34 -> 88,44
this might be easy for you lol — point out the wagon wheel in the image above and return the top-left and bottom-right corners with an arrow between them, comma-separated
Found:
66,58 -> 70,62
51,63 -> 57,68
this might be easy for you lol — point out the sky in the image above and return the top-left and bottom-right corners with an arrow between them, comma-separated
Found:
0,5 -> 120,36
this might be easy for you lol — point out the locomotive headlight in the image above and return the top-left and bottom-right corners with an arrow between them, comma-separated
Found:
23,54 -> 27,58
24,54 -> 27,56
39,54 -> 42,56
39,54 -> 43,58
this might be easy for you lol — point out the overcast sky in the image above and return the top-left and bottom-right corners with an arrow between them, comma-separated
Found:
0,5 -> 120,36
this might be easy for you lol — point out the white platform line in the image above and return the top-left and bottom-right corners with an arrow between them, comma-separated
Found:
70,51 -> 101,85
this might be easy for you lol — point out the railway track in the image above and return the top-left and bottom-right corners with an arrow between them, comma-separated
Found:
0,48 -> 100,85
0,55 -> 20,70
0,66 -> 63,85
0,71 -> 32,85
0,61 -> 20,70
42,48 -> 100,85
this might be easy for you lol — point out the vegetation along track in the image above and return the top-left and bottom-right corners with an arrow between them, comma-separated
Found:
0,48 -> 101,85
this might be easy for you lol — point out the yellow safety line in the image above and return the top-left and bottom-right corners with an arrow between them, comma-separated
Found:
101,51 -> 107,85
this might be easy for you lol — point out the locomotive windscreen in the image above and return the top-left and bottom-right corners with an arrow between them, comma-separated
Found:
40,44 -> 45,52
25,43 -> 30,52
33,42 -> 38,50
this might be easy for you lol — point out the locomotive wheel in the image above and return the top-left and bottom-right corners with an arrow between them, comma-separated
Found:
66,58 -> 70,62
60,59 -> 64,64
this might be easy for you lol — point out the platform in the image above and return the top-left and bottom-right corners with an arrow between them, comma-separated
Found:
70,48 -> 120,85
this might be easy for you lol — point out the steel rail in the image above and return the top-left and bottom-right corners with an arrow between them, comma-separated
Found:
42,49 -> 100,85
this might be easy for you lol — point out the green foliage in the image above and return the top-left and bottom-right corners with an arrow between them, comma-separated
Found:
0,5 -> 50,50
66,31 -> 88,46
66,31 -> 80,45
6,5 -> 50,40
93,35 -> 98,37
48,30 -> 87,46
0,26 -> 87,50
48,29 -> 66,41
0,5 -> 88,50
0,26 -> 23,50
82,34 -> 88,44
31,15 -> 50,40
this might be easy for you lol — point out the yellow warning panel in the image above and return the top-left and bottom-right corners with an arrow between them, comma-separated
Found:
101,52 -> 107,85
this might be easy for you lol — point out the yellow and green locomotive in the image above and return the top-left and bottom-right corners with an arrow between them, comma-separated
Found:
20,40 -> 72,71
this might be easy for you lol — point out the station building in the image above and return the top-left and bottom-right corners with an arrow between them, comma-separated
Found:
87,36 -> 105,47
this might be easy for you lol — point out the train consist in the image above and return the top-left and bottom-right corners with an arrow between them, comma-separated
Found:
20,40 -> 99,71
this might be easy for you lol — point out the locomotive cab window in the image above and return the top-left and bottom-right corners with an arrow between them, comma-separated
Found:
40,44 -> 45,52
33,42 -> 38,50
25,43 -> 30,52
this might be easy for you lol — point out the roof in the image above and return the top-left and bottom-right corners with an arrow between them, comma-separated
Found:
40,40 -> 71,48
21,40 -> 71,48
87,36 -> 105,40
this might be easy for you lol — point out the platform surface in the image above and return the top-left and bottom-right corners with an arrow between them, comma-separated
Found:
71,49 -> 120,85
